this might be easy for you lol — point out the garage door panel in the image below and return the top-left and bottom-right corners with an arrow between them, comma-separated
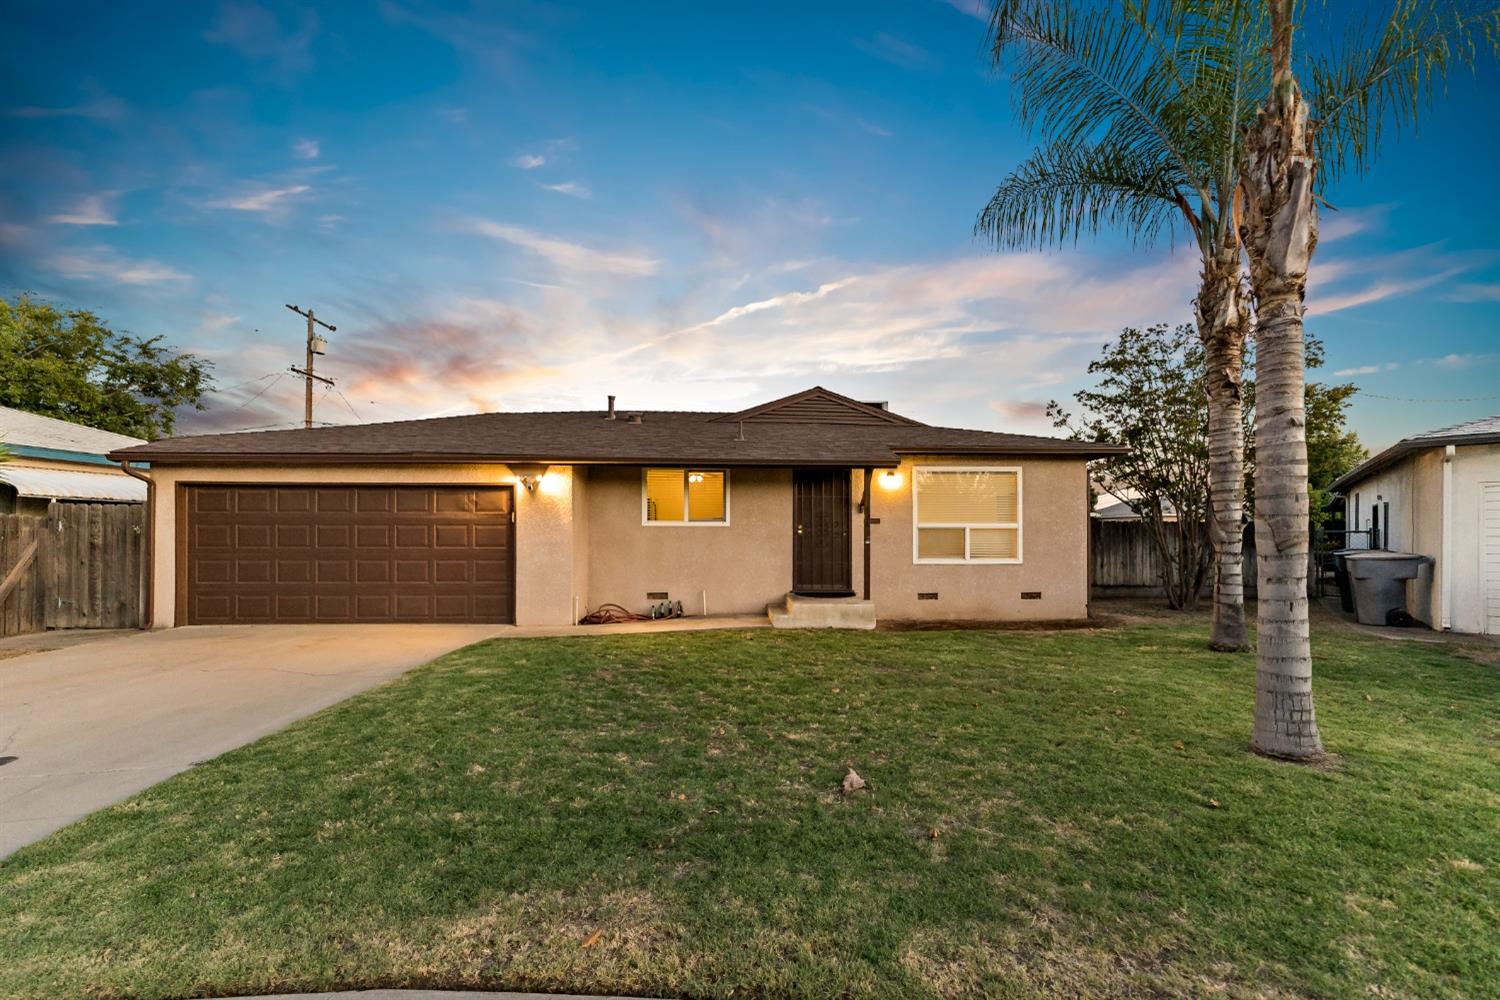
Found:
185,484 -> 513,624
316,524 -> 350,548
355,524 -> 391,547
356,560 -> 390,583
236,525 -> 272,548
397,490 -> 433,513
358,594 -> 394,618
316,489 -> 352,512
197,524 -> 231,548
237,489 -> 273,513
277,560 -> 311,583
276,489 -> 312,513
194,489 -> 231,513
434,490 -> 475,513
277,524 -> 310,547
235,594 -> 272,620
236,560 -> 272,584
395,560 -> 429,582
395,524 -> 429,547
276,595 -> 312,618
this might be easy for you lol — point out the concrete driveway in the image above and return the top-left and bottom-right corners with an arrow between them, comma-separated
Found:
0,624 -> 506,858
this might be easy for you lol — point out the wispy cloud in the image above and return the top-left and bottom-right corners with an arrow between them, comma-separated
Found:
514,153 -> 547,169
1318,204 -> 1393,244
291,137 -> 320,160
379,0 -> 531,75
205,1 -> 318,73
206,183 -> 312,214
460,218 -> 660,276
540,180 -> 591,198
1445,282 -> 1500,302
47,192 -> 118,226
941,0 -> 989,21
7,93 -> 126,120
856,32 -> 933,70
803,103 -> 892,138
1307,242 -> 1477,316
46,250 -> 191,285
990,399 -> 1051,421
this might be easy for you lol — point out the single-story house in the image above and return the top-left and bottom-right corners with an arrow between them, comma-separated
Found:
0,406 -> 147,514
107,386 -> 1124,629
1091,495 -> 1179,522
1329,413 -> 1500,635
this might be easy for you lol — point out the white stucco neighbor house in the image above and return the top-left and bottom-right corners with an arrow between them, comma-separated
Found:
1330,414 -> 1500,635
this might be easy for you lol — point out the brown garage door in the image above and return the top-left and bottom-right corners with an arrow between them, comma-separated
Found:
183,485 -> 514,624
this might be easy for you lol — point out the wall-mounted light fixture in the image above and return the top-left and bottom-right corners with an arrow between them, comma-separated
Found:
879,470 -> 903,489
510,463 -> 548,494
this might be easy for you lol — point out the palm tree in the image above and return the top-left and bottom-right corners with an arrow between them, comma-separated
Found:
1239,0 -> 1500,760
977,0 -> 1262,652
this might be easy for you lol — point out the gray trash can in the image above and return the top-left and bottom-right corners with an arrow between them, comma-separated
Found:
1344,552 -> 1432,625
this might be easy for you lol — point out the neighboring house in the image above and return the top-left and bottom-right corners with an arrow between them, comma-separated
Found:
1329,414 -> 1500,635
1091,495 -> 1180,522
0,406 -> 147,514
108,386 -> 1123,629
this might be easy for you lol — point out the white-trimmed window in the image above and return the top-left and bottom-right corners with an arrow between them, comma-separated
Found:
913,467 -> 1021,563
643,468 -> 729,525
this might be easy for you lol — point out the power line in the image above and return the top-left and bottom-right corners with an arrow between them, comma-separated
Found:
332,387 -> 362,421
1359,391 -> 1500,404
233,371 -> 287,410
211,372 -> 282,395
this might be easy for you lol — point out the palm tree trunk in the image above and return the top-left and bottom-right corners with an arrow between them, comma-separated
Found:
1196,243 -> 1250,652
1240,1 -> 1324,761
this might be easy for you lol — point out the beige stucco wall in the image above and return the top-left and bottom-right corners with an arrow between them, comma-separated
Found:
146,457 -> 1095,628
583,466 -> 793,615
143,463 -> 581,628
868,455 -> 1090,621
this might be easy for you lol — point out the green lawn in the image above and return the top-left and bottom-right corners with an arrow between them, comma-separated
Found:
3,616 -> 1498,1000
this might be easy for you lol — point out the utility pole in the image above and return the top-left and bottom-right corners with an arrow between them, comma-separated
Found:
285,304 -> 336,429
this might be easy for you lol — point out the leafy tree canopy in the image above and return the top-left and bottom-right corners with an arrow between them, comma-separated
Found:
1050,323 -> 1212,610
0,296 -> 212,440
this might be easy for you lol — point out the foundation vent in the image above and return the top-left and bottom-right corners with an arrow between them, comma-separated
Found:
646,591 -> 669,600
1021,592 -> 1042,600
917,592 -> 939,601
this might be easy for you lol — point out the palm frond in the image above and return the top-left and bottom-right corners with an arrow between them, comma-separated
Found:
975,141 -> 1189,250
986,0 -> 1265,236
1307,0 -> 1500,181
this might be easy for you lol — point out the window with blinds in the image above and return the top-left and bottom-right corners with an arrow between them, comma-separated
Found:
913,467 -> 1021,562
644,469 -> 728,524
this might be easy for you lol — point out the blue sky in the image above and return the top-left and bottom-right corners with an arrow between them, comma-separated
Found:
1,0 -> 1496,449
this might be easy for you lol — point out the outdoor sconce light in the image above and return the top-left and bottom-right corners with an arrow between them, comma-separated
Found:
879,470 -> 903,489
510,463 -> 548,494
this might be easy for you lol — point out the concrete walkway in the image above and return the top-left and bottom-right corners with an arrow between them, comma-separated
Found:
0,616 -> 765,858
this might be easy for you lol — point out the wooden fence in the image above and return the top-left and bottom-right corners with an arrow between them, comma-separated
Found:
1091,519 -> 1256,598
0,502 -> 145,636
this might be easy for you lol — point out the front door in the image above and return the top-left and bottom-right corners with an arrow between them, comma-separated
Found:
792,468 -> 852,595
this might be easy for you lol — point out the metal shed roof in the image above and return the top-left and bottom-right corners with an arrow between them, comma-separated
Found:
0,466 -> 146,502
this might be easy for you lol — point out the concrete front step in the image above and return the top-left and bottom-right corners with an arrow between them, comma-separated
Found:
768,592 -> 877,630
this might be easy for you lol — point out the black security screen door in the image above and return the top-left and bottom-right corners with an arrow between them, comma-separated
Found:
792,468 -> 853,595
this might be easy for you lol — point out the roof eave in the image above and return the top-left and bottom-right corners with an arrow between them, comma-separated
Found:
105,451 -> 906,468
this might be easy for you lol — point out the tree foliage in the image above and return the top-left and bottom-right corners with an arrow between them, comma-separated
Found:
0,296 -> 212,440
1050,324 -> 1212,610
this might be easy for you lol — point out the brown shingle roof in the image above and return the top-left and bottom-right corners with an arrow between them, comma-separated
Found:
109,387 -> 1126,466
